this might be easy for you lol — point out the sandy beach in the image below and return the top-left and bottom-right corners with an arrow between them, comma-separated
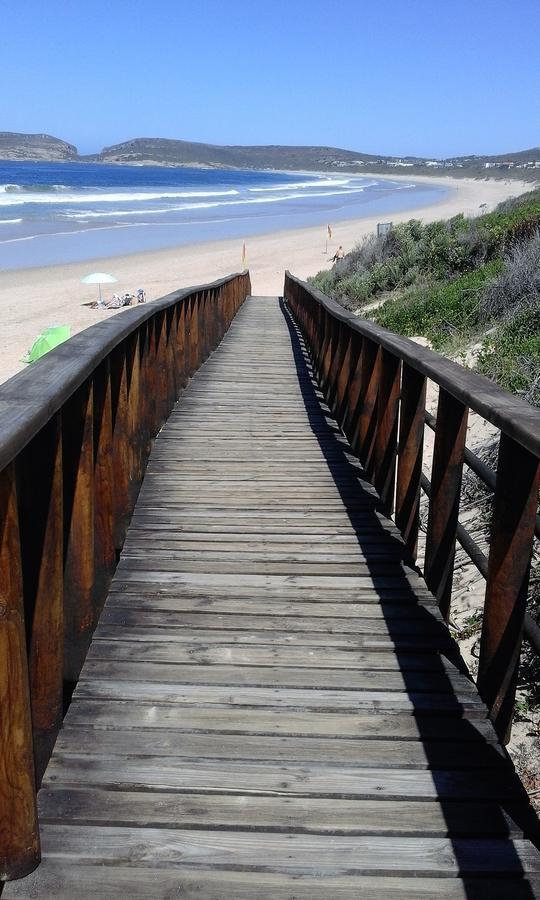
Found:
0,174 -> 533,385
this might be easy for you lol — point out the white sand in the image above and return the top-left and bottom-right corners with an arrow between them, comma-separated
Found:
0,174 -> 533,385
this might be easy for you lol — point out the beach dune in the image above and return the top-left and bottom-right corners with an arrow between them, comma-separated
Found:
0,174 -> 532,385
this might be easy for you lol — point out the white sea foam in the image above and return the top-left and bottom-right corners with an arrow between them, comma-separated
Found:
59,186 -> 372,221
0,188 -> 240,206
248,178 -> 352,192
0,218 -> 23,224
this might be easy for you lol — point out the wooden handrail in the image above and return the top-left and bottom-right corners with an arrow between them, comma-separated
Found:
0,270 -> 251,882
284,270 -> 540,742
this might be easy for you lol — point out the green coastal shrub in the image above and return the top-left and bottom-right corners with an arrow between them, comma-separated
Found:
373,261 -> 503,350
310,190 -> 540,313
477,304 -> 540,405
307,269 -> 335,296
473,189 -> 540,259
478,231 -> 540,322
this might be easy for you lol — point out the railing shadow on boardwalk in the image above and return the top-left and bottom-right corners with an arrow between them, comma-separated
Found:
280,296 -> 540,899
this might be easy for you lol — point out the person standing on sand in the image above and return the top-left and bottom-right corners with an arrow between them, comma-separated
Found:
332,245 -> 345,263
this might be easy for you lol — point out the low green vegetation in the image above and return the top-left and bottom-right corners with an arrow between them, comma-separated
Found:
309,188 -> 540,404
373,261 -> 503,351
478,304 -> 540,404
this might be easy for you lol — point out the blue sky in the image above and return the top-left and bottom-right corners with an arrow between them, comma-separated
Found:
1,0 -> 539,156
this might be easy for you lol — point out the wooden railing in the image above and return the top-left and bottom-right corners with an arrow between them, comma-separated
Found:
285,271 -> 540,740
0,271 -> 250,882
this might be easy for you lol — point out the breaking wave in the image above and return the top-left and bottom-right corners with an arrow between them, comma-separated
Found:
58,185 -> 372,220
0,183 -> 69,193
0,187 -> 241,206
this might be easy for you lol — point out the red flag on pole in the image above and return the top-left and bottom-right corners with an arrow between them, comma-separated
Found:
242,241 -> 247,268
327,225 -> 332,239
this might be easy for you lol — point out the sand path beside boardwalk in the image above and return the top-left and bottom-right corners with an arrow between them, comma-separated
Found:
0,174 -> 533,385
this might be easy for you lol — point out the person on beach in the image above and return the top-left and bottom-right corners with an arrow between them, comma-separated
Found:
332,245 -> 345,263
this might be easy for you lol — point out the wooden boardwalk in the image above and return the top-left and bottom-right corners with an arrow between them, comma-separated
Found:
7,296 -> 540,898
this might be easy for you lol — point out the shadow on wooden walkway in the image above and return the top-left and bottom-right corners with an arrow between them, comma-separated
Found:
6,296 -> 540,898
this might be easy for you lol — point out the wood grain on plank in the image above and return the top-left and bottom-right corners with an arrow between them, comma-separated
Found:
5,865 -> 540,900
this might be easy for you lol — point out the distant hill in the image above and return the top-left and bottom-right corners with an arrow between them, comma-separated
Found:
451,147 -> 540,165
85,137 -> 381,170
0,132 -> 78,161
0,132 -> 539,178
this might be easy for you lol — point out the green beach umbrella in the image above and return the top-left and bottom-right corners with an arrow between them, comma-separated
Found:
21,325 -> 71,364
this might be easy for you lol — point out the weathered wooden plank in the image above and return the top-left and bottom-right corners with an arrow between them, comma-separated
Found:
64,701 -> 498,741
36,787 -> 530,836
53,727 -> 504,769
86,640 -> 461,673
106,582 -> 435,602
17,825 -> 540,874
91,623 -> 460,652
104,595 -> 439,617
73,679 -> 486,712
98,608 -> 448,636
78,659 -> 476,696
6,865 -> 540,900
122,533 -> 402,547
109,570 -> 430,592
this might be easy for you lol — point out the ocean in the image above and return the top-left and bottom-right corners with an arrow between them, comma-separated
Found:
0,161 -> 448,270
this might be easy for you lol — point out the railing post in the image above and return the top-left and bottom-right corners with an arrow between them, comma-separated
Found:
424,388 -> 468,620
180,299 -> 189,385
126,330 -> 143,500
335,329 -> 353,426
110,345 -> 130,551
215,287 -> 224,344
208,288 -> 214,350
373,350 -> 401,516
189,295 -> 199,375
320,312 -> 336,396
477,434 -> 540,741
62,378 -> 95,683
141,317 -> 157,442
342,332 -> 362,444
327,322 -> 346,415
93,359 -> 115,606
395,364 -> 427,561
201,289 -> 210,359
16,413 -> 64,778
353,338 -> 380,476
197,292 -> 205,367
155,311 -> 169,428
165,307 -> 178,411
0,463 -> 40,881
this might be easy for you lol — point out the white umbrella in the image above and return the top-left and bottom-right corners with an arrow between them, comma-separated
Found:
81,272 -> 118,302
